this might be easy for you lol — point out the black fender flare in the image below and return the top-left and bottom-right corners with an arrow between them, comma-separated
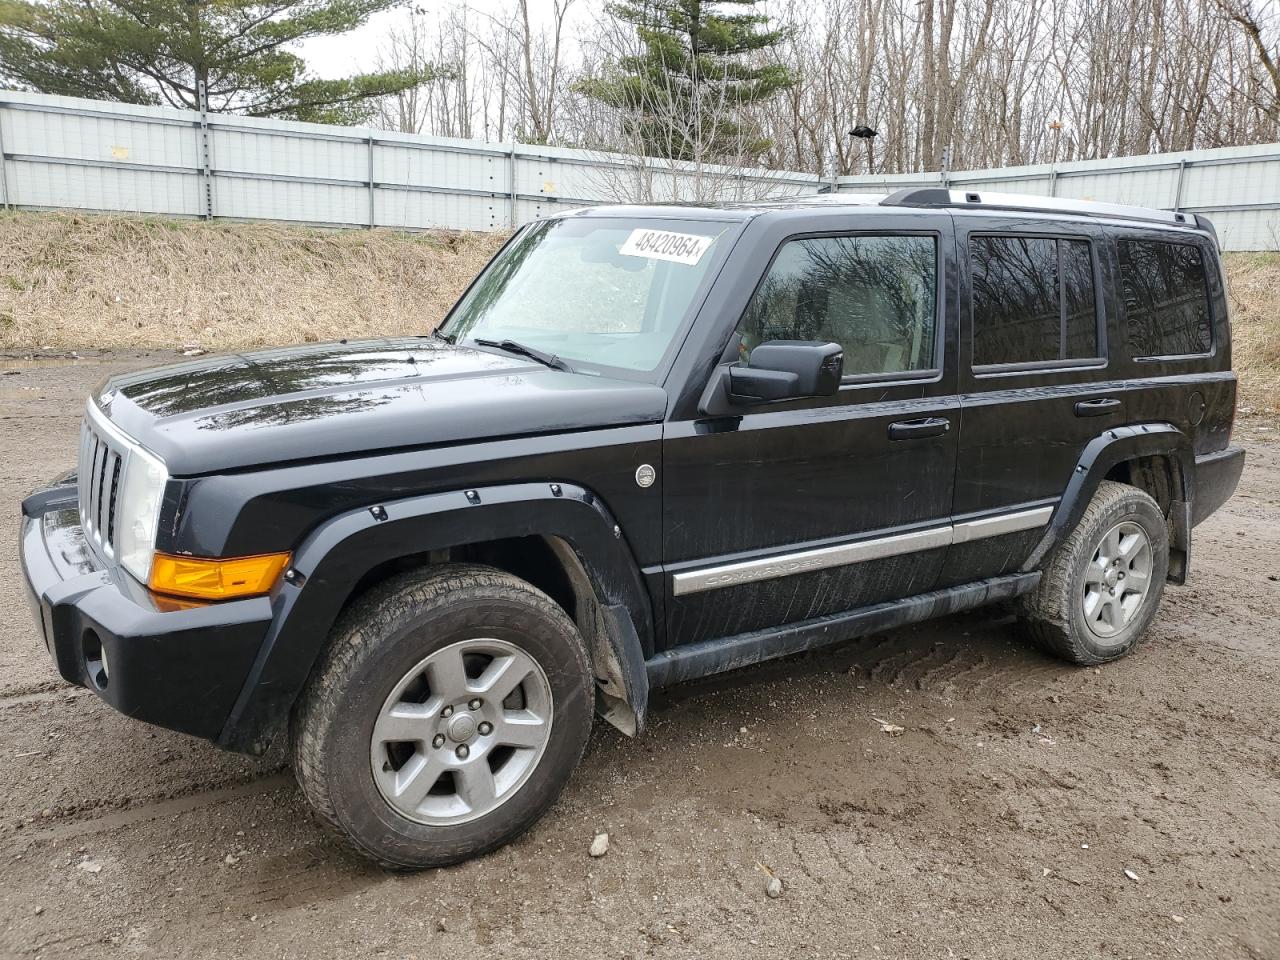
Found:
217,481 -> 652,753
1022,422 -> 1194,575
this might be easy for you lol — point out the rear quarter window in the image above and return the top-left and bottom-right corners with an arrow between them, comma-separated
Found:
1117,239 -> 1212,358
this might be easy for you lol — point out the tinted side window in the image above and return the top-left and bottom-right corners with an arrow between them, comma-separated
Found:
1061,240 -> 1098,360
970,236 -> 1099,367
971,237 -> 1059,365
737,235 -> 937,377
1118,239 -> 1212,357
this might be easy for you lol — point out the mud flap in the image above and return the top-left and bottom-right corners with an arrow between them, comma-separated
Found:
1167,499 -> 1190,585
593,603 -> 650,737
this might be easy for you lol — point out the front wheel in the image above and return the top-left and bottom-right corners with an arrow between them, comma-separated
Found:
1019,480 -> 1169,665
291,564 -> 593,869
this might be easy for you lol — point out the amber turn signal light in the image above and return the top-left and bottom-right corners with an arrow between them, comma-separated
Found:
149,551 -> 291,601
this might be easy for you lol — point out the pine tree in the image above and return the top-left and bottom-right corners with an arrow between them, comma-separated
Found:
580,0 -> 793,161
0,0 -> 432,124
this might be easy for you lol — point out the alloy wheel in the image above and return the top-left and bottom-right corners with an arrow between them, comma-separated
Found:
1081,520 -> 1153,642
370,638 -> 554,826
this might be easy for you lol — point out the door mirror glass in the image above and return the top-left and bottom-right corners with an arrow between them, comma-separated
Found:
729,340 -> 843,403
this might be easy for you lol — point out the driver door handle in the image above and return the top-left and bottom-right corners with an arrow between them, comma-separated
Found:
888,417 -> 951,441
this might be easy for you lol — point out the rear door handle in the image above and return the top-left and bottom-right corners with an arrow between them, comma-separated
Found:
888,417 -> 951,441
1074,398 -> 1122,417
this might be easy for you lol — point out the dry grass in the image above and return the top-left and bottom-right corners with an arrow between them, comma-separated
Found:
0,211 -> 506,351
1225,252 -> 1280,418
0,211 -> 1276,415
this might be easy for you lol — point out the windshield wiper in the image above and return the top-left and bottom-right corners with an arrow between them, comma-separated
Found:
472,338 -> 571,372
429,328 -> 456,344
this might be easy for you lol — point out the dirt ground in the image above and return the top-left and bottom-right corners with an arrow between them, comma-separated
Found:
1,351 -> 1278,960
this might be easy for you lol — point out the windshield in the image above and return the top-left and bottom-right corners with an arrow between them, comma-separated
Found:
441,217 -> 734,375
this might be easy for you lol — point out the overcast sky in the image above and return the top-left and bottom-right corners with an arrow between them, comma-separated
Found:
297,9 -> 400,80
297,1 -> 596,81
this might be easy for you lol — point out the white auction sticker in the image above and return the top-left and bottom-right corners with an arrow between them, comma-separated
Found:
619,228 -> 713,265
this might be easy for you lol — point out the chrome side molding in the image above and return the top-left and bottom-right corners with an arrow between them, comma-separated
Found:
671,505 -> 1054,597
952,505 -> 1054,543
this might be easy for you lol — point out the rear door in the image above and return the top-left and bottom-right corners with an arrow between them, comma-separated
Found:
1108,229 -> 1234,459
659,211 -> 960,649
942,212 -> 1117,586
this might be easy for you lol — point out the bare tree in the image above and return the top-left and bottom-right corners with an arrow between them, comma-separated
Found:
1215,0 -> 1280,122
369,0 -> 1280,183
373,5 -> 482,138
466,0 -> 576,143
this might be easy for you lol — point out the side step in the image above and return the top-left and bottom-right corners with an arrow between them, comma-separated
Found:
644,572 -> 1040,688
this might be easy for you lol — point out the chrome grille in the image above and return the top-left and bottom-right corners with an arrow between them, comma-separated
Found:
77,406 -> 132,560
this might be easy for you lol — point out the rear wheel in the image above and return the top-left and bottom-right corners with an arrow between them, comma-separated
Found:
291,564 -> 593,869
1020,480 -> 1169,665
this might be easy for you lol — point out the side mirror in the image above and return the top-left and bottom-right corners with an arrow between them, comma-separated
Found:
728,340 -> 843,403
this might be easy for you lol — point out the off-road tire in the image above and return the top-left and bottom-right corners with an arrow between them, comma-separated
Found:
1019,480 -> 1169,665
290,563 -> 593,870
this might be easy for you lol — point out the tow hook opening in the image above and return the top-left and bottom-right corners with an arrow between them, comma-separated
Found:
82,629 -> 109,690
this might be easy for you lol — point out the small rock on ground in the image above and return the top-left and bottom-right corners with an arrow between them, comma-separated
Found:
589,832 -> 610,858
766,877 -> 783,899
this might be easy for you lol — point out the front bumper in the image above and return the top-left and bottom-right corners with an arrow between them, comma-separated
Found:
20,478 -> 274,743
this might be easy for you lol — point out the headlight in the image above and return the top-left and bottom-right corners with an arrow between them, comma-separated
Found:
116,445 -> 168,584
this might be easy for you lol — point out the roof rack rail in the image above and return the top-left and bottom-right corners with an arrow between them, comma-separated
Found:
880,187 -> 1201,230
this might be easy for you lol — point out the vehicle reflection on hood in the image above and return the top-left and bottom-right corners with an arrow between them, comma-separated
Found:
189,388 -> 399,431
109,338 -> 521,419
95,337 -> 669,474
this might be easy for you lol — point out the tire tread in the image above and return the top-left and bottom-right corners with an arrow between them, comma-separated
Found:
290,563 -> 590,869
1020,480 -> 1167,665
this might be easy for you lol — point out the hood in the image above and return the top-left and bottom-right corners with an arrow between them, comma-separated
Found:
96,338 -> 667,475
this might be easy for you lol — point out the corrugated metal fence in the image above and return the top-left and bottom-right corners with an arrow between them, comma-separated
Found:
1,90 -> 1277,249
836,148 -> 1280,251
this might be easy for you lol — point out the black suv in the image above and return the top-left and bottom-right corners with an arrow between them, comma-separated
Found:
21,189 -> 1244,868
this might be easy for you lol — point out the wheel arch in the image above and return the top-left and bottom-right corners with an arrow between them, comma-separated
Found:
1022,423 -> 1195,583
217,482 -> 653,754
